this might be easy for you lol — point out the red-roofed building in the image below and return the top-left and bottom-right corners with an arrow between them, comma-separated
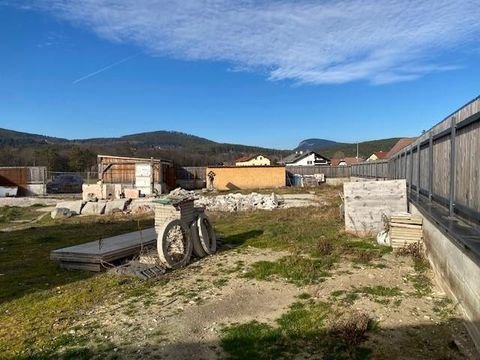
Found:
235,154 -> 271,166
331,157 -> 364,166
366,150 -> 388,161
386,138 -> 416,159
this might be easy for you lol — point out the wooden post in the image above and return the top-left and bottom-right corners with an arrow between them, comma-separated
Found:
428,132 -> 433,202
150,157 -> 154,195
417,144 -> 420,201
449,117 -> 456,216
409,148 -> 414,197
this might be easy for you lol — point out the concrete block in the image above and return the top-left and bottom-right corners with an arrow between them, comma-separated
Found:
81,201 -> 107,215
104,199 -> 129,215
51,207 -> 72,219
124,188 -> 140,199
344,179 -> 407,236
82,184 -> 102,201
56,200 -> 84,215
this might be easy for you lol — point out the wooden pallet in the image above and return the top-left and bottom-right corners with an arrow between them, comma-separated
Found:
51,228 -> 157,271
389,214 -> 423,248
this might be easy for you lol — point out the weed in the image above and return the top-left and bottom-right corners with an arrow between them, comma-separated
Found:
408,274 -> 432,297
329,311 -> 371,348
432,298 -> 455,319
317,238 -> 333,256
297,292 -> 312,300
213,277 -> 229,288
330,290 -> 359,305
357,286 -> 401,297
244,255 -> 334,286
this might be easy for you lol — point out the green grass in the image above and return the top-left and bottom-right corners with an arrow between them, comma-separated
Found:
408,274 -> 432,297
221,301 -> 372,360
432,298 -> 455,320
357,286 -> 402,297
0,205 -> 48,229
243,255 -> 335,286
0,214 -> 165,358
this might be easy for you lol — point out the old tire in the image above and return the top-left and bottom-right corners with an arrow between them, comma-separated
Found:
157,219 -> 192,269
190,221 -> 208,258
197,213 -> 216,255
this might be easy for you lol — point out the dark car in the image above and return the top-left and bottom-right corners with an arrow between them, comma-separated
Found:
46,174 -> 83,194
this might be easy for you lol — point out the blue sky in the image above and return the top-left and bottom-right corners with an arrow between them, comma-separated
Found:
1,1 -> 479,149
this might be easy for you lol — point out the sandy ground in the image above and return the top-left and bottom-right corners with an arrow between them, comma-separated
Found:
64,246 -> 477,360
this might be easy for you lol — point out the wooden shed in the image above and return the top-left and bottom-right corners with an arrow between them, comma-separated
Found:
0,167 -> 47,196
98,155 -> 175,194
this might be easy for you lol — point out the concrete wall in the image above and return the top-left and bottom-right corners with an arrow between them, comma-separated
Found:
206,166 -> 285,190
25,184 -> 46,196
325,177 -> 350,186
410,203 -> 480,351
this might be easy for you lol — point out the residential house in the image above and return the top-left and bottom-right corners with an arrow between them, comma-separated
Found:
235,154 -> 271,166
330,157 -> 365,166
385,138 -> 416,159
282,151 -> 330,166
366,151 -> 387,162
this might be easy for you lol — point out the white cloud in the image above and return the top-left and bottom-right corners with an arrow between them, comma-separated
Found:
21,0 -> 480,84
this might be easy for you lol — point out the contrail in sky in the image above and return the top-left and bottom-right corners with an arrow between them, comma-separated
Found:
72,53 -> 139,84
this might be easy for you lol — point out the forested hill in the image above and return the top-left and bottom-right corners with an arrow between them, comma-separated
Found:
0,128 -> 290,171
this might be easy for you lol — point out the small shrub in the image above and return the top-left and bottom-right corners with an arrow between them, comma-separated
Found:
329,311 -> 371,348
317,238 -> 333,256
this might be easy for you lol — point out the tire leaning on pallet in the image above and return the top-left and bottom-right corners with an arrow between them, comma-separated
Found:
197,213 -> 216,255
157,219 -> 192,269
190,221 -> 208,258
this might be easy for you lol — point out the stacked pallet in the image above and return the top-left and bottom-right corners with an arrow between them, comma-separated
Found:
50,228 -> 157,271
389,213 -> 423,248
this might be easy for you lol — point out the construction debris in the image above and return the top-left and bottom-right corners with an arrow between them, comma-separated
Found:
50,228 -> 157,271
50,207 -> 73,219
196,192 -> 278,211
389,213 -> 423,248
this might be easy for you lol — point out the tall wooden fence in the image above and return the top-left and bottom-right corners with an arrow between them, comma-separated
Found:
286,165 -> 350,178
351,96 -> 480,224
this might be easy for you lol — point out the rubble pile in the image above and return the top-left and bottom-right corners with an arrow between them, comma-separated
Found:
196,192 -> 279,212
167,187 -> 280,212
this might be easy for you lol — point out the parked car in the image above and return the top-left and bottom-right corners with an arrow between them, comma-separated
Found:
46,174 -> 83,193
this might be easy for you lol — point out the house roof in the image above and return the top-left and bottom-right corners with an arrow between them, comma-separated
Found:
235,154 -> 268,162
282,151 -> 330,164
331,157 -> 365,166
372,151 -> 388,160
386,138 -> 416,158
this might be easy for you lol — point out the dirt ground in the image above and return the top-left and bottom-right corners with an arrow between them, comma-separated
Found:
1,189 -> 477,359
65,246 -> 476,360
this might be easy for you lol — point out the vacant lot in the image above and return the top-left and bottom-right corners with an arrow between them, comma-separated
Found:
0,187 -> 476,359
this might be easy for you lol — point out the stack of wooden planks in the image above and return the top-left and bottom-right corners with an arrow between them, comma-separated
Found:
50,228 -> 157,271
389,214 -> 423,248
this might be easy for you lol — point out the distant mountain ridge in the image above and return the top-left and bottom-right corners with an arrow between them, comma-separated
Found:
0,127 -> 290,169
295,138 -> 402,159
0,127 -> 402,170
294,138 -> 345,151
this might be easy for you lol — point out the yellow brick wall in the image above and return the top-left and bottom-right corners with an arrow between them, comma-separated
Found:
206,166 -> 285,190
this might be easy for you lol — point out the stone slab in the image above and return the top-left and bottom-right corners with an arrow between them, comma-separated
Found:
56,200 -> 85,215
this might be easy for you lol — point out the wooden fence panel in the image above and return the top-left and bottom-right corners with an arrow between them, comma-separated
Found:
432,137 -> 450,201
286,166 -> 350,178
455,121 -> 480,213
419,146 -> 429,191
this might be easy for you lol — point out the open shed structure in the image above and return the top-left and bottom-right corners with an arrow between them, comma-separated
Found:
0,166 -> 46,196
98,155 -> 175,196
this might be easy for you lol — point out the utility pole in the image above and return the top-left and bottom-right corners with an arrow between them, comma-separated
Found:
356,143 -> 359,162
